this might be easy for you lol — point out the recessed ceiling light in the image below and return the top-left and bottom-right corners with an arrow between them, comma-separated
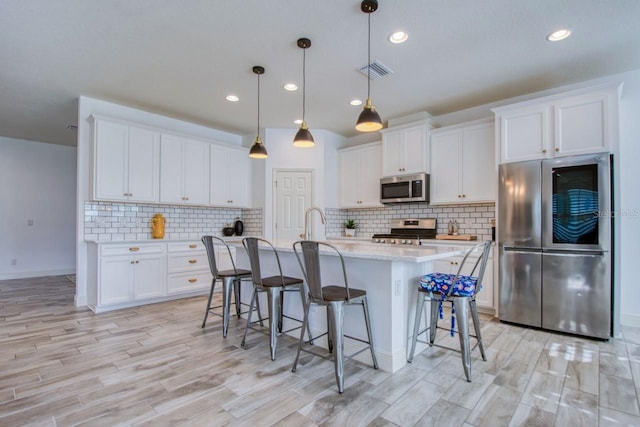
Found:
226,95 -> 239,102
294,119 -> 303,125
389,31 -> 408,44
350,99 -> 363,106
284,83 -> 298,91
547,29 -> 571,42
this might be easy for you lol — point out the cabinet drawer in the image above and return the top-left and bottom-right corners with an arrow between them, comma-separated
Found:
167,253 -> 209,273
100,243 -> 164,257
167,271 -> 212,294
167,241 -> 204,253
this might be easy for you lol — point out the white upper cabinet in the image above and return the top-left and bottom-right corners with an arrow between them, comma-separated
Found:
338,142 -> 382,208
494,83 -> 621,164
430,119 -> 495,204
92,117 -> 160,203
209,144 -> 250,208
160,134 -> 210,205
381,121 -> 430,176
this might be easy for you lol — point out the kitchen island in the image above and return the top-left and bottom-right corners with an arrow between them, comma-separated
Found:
233,240 -> 467,372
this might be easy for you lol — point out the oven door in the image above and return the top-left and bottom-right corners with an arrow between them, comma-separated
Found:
541,153 -> 611,251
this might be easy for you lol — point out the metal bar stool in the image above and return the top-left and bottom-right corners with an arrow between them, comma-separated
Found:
292,240 -> 378,394
408,241 -> 491,382
201,235 -> 256,337
240,237 -> 309,361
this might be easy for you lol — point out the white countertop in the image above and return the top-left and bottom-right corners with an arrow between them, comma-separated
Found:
86,237 -> 483,262
230,239 -> 467,263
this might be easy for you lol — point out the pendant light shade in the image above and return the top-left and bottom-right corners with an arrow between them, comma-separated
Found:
249,65 -> 268,159
293,38 -> 315,148
249,135 -> 268,158
356,0 -> 383,132
293,121 -> 314,147
356,98 -> 383,132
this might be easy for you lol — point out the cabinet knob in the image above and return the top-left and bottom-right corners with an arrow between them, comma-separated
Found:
188,278 -> 197,283
542,149 -> 547,154
130,260 -> 135,264
462,194 -> 466,198
189,244 -> 197,249
188,259 -> 197,264
555,148 -> 559,152
129,247 -> 139,252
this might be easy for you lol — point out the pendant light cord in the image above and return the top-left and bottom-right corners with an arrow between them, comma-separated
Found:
302,47 -> 307,122
256,72 -> 260,136
367,12 -> 371,99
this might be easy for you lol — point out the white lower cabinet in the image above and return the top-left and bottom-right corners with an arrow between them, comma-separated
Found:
431,246 -> 494,310
88,240 -> 236,312
167,241 -> 211,294
95,243 -> 166,308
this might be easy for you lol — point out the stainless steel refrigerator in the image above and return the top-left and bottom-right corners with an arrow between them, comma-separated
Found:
498,153 -> 612,339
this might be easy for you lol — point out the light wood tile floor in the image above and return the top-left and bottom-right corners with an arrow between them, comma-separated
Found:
1,275 -> 640,426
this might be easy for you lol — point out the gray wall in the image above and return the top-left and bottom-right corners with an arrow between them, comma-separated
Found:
0,137 -> 76,279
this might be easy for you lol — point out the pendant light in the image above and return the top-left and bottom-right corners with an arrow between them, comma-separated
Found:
293,37 -> 315,148
356,0 -> 383,132
249,65 -> 268,159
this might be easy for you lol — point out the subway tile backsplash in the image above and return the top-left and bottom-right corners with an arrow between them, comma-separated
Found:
84,202 -> 263,241
84,202 -> 492,242
325,203 -> 495,242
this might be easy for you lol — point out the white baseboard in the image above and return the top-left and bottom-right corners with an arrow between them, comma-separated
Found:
621,313 -> 640,327
0,269 -> 75,281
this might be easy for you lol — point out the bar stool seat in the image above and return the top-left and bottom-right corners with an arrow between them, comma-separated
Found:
201,235 -> 257,337
319,286 -> 366,301
292,240 -> 378,394
408,241 -> 492,382
261,276 -> 304,288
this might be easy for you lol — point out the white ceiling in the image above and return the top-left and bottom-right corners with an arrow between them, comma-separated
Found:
1,0 -> 639,147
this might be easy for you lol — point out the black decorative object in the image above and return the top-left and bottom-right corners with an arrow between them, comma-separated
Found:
234,217 -> 244,236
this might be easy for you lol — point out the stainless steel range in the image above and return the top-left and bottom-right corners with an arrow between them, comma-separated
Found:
371,218 -> 437,245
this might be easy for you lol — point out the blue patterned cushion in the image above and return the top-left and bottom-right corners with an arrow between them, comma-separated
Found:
419,272 -> 481,297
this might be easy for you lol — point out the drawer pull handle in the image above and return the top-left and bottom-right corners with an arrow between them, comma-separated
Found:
189,244 -> 197,249
129,247 -> 140,252
188,259 -> 197,264
188,278 -> 197,283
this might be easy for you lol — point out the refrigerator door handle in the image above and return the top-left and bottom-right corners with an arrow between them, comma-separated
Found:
542,249 -> 606,256
503,246 -> 542,253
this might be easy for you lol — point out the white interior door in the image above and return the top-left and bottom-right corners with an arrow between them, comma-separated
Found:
275,170 -> 312,242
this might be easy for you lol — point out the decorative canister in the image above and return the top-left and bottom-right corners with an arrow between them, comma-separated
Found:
234,217 -> 244,236
151,213 -> 166,239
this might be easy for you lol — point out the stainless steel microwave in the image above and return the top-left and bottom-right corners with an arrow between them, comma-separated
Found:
380,173 -> 429,204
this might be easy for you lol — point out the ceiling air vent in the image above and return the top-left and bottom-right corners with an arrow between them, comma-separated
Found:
358,60 -> 393,80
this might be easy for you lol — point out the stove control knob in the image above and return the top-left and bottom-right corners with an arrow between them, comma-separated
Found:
401,240 -> 407,244
389,239 -> 395,244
